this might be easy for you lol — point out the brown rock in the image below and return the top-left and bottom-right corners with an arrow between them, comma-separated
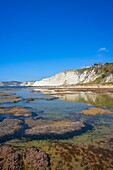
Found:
0,118 -> 22,138
81,108 -> 113,116
25,121 -> 85,135
0,96 -> 24,103
0,92 -> 15,97
0,106 -> 32,117
23,147 -> 49,170
0,146 -> 49,170
26,98 -> 38,102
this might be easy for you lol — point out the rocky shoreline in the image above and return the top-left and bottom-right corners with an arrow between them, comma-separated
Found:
0,106 -> 32,117
33,85 -> 113,96
0,146 -> 49,170
25,121 -> 85,135
81,108 -> 113,116
0,119 -> 23,138
0,85 -> 113,169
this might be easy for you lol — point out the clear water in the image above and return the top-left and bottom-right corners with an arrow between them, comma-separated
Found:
0,87 -> 113,141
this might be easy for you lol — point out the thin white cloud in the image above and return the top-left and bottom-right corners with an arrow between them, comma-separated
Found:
98,47 -> 109,52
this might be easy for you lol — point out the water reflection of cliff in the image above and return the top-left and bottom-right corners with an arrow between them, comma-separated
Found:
58,92 -> 113,108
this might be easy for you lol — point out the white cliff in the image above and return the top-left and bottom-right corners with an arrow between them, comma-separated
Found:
33,69 -> 99,86
33,63 -> 113,87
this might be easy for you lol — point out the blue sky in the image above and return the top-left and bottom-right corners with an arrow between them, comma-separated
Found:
0,0 -> 113,81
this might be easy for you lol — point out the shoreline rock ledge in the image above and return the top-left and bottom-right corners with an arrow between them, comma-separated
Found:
25,121 -> 85,135
0,146 -> 49,170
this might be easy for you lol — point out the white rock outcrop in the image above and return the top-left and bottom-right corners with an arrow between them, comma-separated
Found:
20,81 -> 35,86
33,69 -> 99,86
33,63 -> 113,87
105,74 -> 113,82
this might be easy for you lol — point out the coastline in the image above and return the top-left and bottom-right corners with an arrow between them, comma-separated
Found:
33,84 -> 113,94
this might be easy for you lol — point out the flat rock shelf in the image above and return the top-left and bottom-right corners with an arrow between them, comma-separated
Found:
25,121 -> 85,135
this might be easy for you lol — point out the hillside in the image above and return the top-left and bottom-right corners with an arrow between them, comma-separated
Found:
0,81 -> 35,86
0,81 -> 22,86
33,63 -> 113,86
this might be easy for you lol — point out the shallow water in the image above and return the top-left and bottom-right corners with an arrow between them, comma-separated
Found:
0,87 -> 113,142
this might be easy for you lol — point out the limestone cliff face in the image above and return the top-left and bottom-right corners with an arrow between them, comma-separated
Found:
33,63 -> 113,86
33,70 -> 99,86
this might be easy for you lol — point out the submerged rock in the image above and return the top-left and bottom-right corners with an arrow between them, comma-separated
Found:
0,118 -> 22,138
0,92 -> 15,97
26,96 -> 58,101
26,97 -> 38,102
0,106 -> 32,117
25,118 -> 47,128
81,108 -> 113,116
0,146 -> 49,170
0,88 -> 20,91
45,96 -> 58,100
25,121 -> 85,135
0,96 -> 24,103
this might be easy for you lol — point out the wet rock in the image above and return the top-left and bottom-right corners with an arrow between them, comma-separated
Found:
25,121 -> 85,135
49,142 -> 113,170
0,88 -> 20,91
26,98 -> 38,102
26,95 -> 58,101
0,146 -> 23,170
0,92 -> 15,97
81,108 -> 113,116
0,119 -> 22,138
0,106 -> 32,117
0,146 -> 49,170
23,147 -> 49,170
0,96 -> 24,103
25,118 -> 47,128
45,96 -> 58,100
